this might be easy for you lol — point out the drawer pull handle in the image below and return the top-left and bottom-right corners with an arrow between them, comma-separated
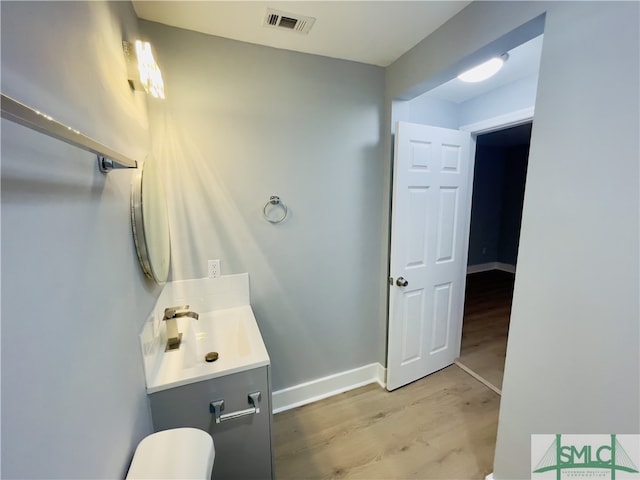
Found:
209,392 -> 261,424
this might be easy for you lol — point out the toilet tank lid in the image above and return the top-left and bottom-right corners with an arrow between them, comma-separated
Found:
126,427 -> 215,479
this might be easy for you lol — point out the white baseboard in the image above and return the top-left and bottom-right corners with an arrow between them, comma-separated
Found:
272,363 -> 386,414
485,473 -> 494,480
467,262 -> 516,274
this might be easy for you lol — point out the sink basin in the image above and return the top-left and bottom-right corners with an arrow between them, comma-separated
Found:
145,305 -> 270,393
190,309 -> 252,360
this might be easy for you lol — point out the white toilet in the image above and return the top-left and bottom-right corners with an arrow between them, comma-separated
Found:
126,427 -> 215,479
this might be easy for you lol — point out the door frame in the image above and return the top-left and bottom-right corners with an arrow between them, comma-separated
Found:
459,107 -> 534,136
384,106 -> 534,388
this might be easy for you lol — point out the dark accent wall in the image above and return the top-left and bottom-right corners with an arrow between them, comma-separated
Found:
499,144 -> 529,264
467,141 -> 529,267
467,146 -> 507,265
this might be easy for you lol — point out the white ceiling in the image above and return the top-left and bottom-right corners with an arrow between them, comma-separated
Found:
132,1 -> 471,67
133,2 -> 543,104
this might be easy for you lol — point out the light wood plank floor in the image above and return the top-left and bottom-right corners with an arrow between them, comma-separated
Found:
274,366 -> 500,479
457,270 -> 515,391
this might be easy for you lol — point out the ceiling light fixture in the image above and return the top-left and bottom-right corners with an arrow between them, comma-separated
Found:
457,54 -> 509,83
123,40 -> 165,99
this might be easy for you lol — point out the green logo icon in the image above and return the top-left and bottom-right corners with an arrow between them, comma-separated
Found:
533,434 -> 639,479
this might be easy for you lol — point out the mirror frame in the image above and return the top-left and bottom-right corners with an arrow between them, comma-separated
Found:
131,158 -> 171,284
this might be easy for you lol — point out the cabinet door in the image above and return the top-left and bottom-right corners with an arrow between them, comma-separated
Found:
149,367 -> 273,480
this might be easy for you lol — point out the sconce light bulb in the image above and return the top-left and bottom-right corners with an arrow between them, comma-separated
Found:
134,40 -> 165,99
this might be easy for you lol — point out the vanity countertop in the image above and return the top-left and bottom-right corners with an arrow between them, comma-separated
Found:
146,306 -> 270,394
140,274 -> 270,394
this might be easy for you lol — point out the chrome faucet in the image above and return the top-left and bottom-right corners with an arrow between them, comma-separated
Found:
163,305 -> 199,351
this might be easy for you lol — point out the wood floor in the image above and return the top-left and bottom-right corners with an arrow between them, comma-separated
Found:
457,270 -> 515,392
273,366 -> 499,479
273,270 -> 512,479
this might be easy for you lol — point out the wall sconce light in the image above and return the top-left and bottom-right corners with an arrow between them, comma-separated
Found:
123,40 -> 165,99
457,53 -> 509,83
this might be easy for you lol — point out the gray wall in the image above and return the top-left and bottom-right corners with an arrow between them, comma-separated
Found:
395,72 -> 538,134
408,96 -> 459,129
459,74 -> 538,127
496,3 -> 639,476
407,72 -> 538,130
386,2 -> 639,478
139,21 -> 387,391
1,2 -> 156,478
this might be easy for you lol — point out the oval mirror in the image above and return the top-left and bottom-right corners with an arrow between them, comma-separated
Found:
131,156 -> 170,284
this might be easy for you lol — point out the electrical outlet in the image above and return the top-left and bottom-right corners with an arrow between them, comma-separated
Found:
208,259 -> 221,279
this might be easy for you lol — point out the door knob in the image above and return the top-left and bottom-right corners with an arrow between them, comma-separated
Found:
396,277 -> 408,287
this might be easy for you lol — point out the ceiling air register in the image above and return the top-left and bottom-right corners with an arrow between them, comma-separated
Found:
263,8 -> 315,34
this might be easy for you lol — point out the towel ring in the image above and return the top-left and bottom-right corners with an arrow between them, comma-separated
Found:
263,196 -> 288,224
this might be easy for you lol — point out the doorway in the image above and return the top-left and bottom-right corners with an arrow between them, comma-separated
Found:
386,31 -> 543,391
455,123 -> 532,394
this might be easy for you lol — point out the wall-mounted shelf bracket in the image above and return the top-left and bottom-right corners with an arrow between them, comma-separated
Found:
97,155 -> 135,173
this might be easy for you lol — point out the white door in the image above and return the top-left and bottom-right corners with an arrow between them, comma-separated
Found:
387,121 -> 474,391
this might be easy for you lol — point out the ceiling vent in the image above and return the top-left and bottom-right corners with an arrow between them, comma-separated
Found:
264,8 -> 316,34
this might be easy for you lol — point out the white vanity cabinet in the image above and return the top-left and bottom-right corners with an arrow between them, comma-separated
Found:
148,365 -> 273,480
